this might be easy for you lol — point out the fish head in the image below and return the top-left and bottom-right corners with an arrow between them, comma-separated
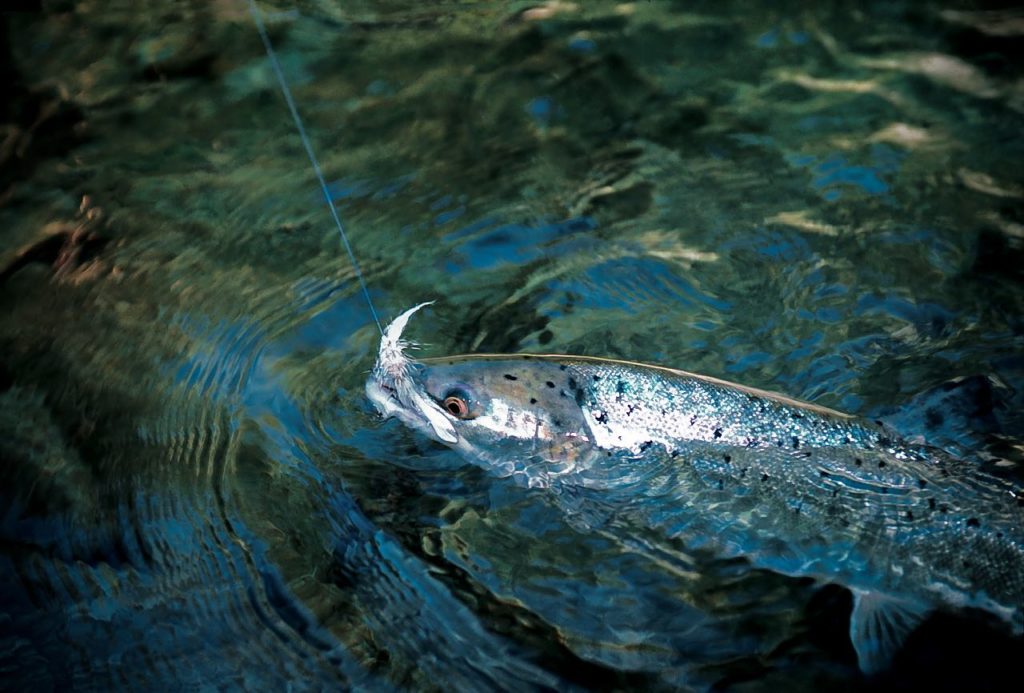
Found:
366,305 -> 597,484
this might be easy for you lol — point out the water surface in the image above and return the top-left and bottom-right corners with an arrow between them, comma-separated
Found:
2,1 -> 1023,690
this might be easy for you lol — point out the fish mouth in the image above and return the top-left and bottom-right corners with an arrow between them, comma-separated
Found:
366,302 -> 459,445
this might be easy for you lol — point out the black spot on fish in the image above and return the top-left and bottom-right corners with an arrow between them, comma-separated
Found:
819,470 -> 828,478
529,398 -> 537,404
761,473 -> 769,482
574,388 -> 586,406
553,419 -> 562,426
794,506 -> 801,515
792,412 -> 804,420
626,404 -> 636,416
639,441 -> 653,452
939,504 -> 949,513
670,449 -> 679,458
522,355 -> 533,360
855,458 -> 863,467
560,389 -> 568,398
740,467 -> 748,478
714,428 -> 723,439
877,436 -> 892,447
929,498 -> 937,510
925,408 -> 944,428
546,381 -> 555,388
776,440 -> 784,448
997,531 -> 1004,538
559,364 -> 567,371
745,437 -> 759,448
966,517 -> 980,528
689,415 -> 698,426
792,436 -> 800,450
832,489 -> 839,498
503,374 -> 518,381
906,511 -> 914,520
801,451 -> 812,458
881,487 -> 889,494
592,374 -> 601,381
878,460 -> 887,469
717,479 -> 725,490
963,560 -> 972,569
448,361 -> 455,365
875,420 -> 885,427
723,454 -> 732,463
843,437 -> 851,445
568,377 -> 577,390
918,479 -> 927,489
616,380 -> 627,394
595,411 -> 608,424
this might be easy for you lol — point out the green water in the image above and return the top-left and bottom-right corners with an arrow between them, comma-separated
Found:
2,1 -> 1023,690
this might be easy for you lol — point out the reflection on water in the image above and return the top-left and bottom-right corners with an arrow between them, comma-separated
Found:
2,1 -> 1023,690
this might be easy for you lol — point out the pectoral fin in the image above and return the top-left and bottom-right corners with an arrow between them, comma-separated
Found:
849,589 -> 929,674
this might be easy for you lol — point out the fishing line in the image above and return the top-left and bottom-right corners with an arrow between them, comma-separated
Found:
245,0 -> 384,335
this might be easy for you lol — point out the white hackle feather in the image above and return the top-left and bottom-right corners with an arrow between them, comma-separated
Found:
370,302 -> 458,443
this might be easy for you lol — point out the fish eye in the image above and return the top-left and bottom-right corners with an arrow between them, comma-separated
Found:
442,389 -> 473,419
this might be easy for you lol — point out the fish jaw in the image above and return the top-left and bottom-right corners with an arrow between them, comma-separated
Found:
366,303 -> 458,444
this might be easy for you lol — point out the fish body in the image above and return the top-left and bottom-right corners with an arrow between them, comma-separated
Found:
366,305 -> 1024,673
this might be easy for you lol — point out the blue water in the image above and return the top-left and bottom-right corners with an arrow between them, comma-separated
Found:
1,1 -> 1023,690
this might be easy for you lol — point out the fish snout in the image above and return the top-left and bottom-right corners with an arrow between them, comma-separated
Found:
366,372 -> 459,445
365,378 -> 399,419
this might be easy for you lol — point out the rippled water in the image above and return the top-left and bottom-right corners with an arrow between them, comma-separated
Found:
2,1 -> 1023,690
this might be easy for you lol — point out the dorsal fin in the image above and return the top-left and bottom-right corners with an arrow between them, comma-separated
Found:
850,589 -> 930,674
